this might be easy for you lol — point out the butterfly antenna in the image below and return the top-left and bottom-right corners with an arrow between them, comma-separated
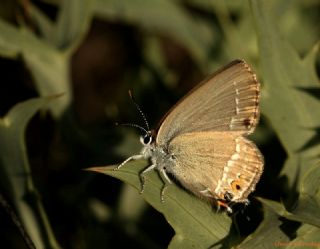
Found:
115,122 -> 148,135
128,90 -> 150,131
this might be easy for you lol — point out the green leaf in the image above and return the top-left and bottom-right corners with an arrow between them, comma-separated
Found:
257,164 -> 320,228
0,0 -> 93,117
0,18 -> 53,57
29,3 -> 55,42
94,0 -> 214,66
0,18 -> 71,117
168,235 -> 200,249
302,163 -> 320,200
0,97 -> 61,249
285,224 -> 320,248
88,160 -> 232,249
208,0 -> 257,61
238,206 -> 290,248
258,197 -> 320,228
250,0 -> 320,185
24,49 -> 71,118
53,0 -> 94,52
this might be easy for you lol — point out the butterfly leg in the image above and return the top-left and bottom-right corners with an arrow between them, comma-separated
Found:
243,199 -> 250,206
115,154 -> 143,170
217,200 -> 233,214
199,188 -> 214,198
159,169 -> 172,203
139,164 -> 156,194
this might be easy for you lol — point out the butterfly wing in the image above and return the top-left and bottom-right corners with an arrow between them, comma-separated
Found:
167,131 -> 264,203
156,60 -> 260,146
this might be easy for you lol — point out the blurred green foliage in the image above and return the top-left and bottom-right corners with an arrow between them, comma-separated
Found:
0,0 -> 319,248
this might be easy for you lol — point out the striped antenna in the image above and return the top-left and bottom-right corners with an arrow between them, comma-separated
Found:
116,122 -> 148,135
128,90 -> 150,131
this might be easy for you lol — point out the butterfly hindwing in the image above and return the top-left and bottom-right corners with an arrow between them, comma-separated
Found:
167,131 -> 263,203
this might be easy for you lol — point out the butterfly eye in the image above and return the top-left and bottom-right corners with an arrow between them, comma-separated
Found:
143,134 -> 152,145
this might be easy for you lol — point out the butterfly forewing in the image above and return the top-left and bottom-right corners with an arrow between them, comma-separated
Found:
156,60 -> 260,146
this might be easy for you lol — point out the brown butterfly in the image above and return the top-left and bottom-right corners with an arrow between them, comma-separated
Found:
116,59 -> 264,213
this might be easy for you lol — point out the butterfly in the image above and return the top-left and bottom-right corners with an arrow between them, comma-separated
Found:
116,59 -> 264,213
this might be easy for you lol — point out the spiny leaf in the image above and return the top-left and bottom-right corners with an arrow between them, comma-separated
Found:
28,3 -> 55,42
296,127 -> 320,152
0,97 -> 61,249
297,87 -> 320,101
238,206 -> 290,248
258,197 -> 320,229
0,0 -> 93,117
250,0 -> 320,186
286,224 -> 320,248
257,163 -> 320,228
302,163 -> 320,200
0,19 -> 69,117
88,160 -> 232,249
94,0 -> 214,66
53,0 -> 94,52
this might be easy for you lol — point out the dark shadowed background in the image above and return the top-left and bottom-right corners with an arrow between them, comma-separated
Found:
0,0 -> 319,248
